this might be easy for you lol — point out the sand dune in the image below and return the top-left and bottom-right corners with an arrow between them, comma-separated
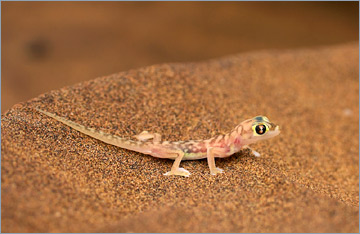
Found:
1,43 -> 358,232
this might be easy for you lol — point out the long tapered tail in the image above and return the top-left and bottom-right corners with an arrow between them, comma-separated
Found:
36,108 -> 152,154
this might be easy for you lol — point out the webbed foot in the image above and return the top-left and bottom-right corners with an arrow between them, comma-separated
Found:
252,150 -> 261,157
164,168 -> 191,177
135,131 -> 152,141
135,131 -> 161,143
210,167 -> 224,175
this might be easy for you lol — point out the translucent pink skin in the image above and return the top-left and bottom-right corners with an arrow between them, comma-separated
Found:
142,117 -> 280,176
147,117 -> 280,161
36,108 -> 279,177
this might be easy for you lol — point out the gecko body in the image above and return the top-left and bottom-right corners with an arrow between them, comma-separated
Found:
36,108 -> 280,177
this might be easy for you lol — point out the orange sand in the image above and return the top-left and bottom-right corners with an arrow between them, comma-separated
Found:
1,43 -> 359,232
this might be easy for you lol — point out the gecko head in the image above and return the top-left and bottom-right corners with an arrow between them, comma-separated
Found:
240,116 -> 280,145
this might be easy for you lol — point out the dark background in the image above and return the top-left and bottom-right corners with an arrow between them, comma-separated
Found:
2,2 -> 358,113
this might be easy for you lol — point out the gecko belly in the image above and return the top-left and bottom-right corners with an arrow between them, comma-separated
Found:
183,152 -> 207,160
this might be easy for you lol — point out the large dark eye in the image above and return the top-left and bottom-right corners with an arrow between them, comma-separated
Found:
255,124 -> 266,135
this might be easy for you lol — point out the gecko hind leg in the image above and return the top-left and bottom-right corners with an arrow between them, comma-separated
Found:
135,131 -> 162,143
164,151 -> 190,177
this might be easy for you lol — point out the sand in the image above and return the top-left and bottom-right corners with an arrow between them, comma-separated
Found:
1,43 -> 359,232
2,2 -> 358,114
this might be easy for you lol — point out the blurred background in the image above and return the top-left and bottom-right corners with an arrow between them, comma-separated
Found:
2,2 -> 358,113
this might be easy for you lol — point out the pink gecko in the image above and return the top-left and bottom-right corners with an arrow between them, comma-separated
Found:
37,108 -> 280,177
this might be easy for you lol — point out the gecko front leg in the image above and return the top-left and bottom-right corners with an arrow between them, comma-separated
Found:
207,147 -> 226,175
243,145 -> 261,157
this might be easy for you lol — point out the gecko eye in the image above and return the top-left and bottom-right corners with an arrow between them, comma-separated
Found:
254,124 -> 268,135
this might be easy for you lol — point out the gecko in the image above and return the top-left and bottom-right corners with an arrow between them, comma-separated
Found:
36,108 -> 280,177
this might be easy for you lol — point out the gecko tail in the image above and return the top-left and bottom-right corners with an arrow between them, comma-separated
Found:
35,108 -> 152,154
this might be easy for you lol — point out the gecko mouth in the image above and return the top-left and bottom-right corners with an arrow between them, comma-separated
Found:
265,125 -> 280,138
256,125 -> 280,140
